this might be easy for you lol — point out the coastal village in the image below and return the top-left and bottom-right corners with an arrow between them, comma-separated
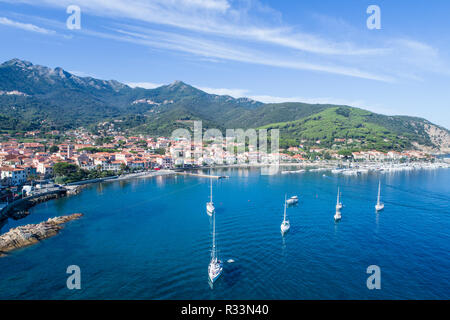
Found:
0,127 -> 446,201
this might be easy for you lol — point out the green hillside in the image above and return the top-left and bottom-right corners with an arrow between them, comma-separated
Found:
1,58 -> 448,152
260,107 -> 433,151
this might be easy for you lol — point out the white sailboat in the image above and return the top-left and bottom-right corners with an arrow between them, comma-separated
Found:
280,195 -> 291,235
375,181 -> 384,212
286,195 -> 299,205
334,210 -> 341,221
208,210 -> 223,283
336,187 -> 343,210
206,178 -> 215,216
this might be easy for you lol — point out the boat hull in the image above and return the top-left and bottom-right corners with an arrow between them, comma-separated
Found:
206,202 -> 215,216
334,212 -> 342,221
280,221 -> 290,234
208,260 -> 223,283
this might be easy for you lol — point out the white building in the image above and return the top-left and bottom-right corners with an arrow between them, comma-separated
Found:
1,167 -> 27,186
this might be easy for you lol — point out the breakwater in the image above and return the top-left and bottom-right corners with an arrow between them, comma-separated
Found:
0,213 -> 83,257
0,189 -> 67,222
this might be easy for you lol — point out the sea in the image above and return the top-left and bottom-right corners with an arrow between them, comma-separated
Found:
0,167 -> 449,299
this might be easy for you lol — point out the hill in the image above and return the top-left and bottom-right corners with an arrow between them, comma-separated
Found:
0,58 -> 449,153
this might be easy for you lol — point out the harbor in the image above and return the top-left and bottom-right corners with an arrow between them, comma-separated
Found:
1,167 -> 449,299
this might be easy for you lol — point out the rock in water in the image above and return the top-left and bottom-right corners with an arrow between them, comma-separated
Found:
0,213 -> 83,256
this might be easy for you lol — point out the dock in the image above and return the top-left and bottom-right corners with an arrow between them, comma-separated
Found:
176,172 -> 229,179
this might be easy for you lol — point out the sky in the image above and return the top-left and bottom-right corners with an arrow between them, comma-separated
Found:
0,0 -> 449,129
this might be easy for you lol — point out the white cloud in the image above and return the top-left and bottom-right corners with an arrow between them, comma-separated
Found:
196,86 -> 249,97
249,94 -> 362,106
93,27 -> 394,82
179,0 -> 230,11
123,80 -> 403,116
127,82 -> 164,89
249,95 -> 402,116
5,0 -> 448,81
0,16 -> 55,34
7,0 -> 387,56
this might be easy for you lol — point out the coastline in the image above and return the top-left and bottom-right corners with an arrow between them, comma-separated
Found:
2,161 -> 448,229
0,213 -> 83,257
0,170 -> 175,228
2,164 -> 449,298
64,169 -> 176,193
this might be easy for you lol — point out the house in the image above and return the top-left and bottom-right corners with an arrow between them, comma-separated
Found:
37,162 -> 54,178
0,166 -> 27,186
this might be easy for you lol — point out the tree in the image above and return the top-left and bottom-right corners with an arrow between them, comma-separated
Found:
155,148 -> 166,155
27,174 -> 39,184
53,162 -> 78,177
49,145 -> 59,153
338,150 -> 353,159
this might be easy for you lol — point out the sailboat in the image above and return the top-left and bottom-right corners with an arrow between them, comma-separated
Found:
334,210 -> 341,221
286,195 -> 299,205
375,181 -> 384,212
206,177 -> 215,216
336,187 -> 343,210
208,210 -> 223,283
280,195 -> 290,235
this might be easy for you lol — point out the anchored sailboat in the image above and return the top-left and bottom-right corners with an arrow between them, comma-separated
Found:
206,177 -> 215,216
334,209 -> 341,221
280,195 -> 291,235
375,181 -> 384,212
208,210 -> 223,283
286,195 -> 299,205
336,187 -> 343,211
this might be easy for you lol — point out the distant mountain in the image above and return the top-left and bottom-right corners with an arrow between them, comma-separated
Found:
0,58 -> 449,153
0,59 -> 261,132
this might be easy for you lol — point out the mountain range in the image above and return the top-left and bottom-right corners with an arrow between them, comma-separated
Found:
0,58 -> 449,153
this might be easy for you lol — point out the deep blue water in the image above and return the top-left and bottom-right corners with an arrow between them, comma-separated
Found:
0,168 -> 449,299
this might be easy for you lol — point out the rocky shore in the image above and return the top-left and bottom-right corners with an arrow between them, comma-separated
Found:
0,213 -> 83,257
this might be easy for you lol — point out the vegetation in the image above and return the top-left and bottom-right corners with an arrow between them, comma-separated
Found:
1,59 -> 448,152
78,147 -> 118,153
260,107 -> 423,151
53,162 -> 116,184
49,145 -> 59,153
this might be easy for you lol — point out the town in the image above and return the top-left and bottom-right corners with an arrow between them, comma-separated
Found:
1,126 -> 447,205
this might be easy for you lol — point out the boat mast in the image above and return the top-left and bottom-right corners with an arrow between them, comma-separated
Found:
337,187 -> 340,205
377,181 -> 381,205
283,194 -> 287,222
212,211 -> 216,261
210,178 -> 213,203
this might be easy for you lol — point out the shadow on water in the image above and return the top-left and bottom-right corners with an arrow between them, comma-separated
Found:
214,207 -> 226,215
288,225 -> 301,235
222,262 -> 243,287
0,218 -> 7,233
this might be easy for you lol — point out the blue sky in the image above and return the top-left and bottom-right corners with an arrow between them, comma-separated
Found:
0,0 -> 449,128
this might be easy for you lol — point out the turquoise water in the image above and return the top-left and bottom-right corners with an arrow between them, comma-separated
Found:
0,168 -> 449,299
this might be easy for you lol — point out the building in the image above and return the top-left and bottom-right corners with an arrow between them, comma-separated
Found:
0,166 -> 27,186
